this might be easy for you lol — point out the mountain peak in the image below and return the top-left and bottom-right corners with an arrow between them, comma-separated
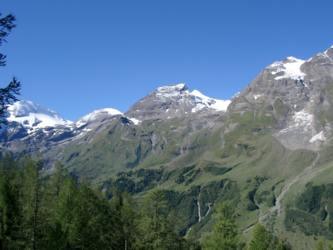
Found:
155,83 -> 188,97
155,83 -> 231,112
127,83 -> 230,120
77,108 -> 123,121
75,108 -> 123,127
6,100 -> 72,133
267,56 -> 305,80
157,83 -> 187,91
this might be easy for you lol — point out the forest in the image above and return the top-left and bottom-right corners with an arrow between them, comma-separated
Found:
0,156 -> 295,250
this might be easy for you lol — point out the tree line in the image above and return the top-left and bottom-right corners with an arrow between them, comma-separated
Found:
0,155 -> 298,250
0,156 -> 198,249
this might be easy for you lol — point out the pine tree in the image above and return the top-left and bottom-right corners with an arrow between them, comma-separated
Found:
202,202 -> 239,250
0,13 -> 20,123
0,13 -> 16,65
248,224 -> 271,250
111,190 -> 139,250
52,178 -> 119,249
52,177 -> 78,249
0,162 -> 22,249
21,159 -> 43,250
248,224 -> 290,250
137,190 -> 182,250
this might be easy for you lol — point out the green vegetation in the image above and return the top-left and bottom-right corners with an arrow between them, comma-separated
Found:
0,12 -> 21,122
248,224 -> 290,250
202,203 -> 239,250
0,156 -> 294,249
0,156 -> 196,249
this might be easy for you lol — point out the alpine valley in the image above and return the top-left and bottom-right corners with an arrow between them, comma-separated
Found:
2,45 -> 333,249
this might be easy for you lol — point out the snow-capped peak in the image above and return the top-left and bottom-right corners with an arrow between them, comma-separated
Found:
75,108 -> 140,127
154,83 -> 230,112
190,89 -> 231,112
157,83 -> 187,93
75,108 -> 123,127
6,100 -> 72,132
156,83 -> 188,98
268,56 -> 306,80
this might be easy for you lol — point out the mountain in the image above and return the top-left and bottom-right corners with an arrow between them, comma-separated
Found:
231,45 -> 333,151
0,101 -> 139,156
2,45 -> 333,248
6,100 -> 72,130
126,83 -> 230,120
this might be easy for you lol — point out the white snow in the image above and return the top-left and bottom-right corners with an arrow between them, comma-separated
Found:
7,100 -> 72,133
155,83 -> 230,113
76,108 -> 123,127
129,118 -> 141,125
191,103 -> 206,113
190,89 -> 231,112
210,99 -> 231,111
157,83 -> 186,92
269,57 -> 306,80
75,108 -> 141,127
279,109 -> 314,134
253,94 -> 262,100
156,83 -> 187,97
309,131 -> 326,143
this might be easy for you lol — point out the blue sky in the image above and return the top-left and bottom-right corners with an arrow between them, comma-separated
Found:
1,0 -> 333,120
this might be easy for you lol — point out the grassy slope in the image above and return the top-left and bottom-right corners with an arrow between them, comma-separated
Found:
55,109 -> 333,248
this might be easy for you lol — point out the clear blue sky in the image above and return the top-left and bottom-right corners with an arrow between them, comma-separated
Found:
1,0 -> 333,120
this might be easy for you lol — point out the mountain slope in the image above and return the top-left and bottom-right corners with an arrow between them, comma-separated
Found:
126,83 -> 230,120
2,45 -> 333,248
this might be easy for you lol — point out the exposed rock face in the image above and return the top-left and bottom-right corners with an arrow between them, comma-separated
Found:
229,46 -> 333,151
126,83 -> 230,121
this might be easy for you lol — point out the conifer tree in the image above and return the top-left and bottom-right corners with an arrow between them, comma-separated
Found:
137,190 -> 182,250
248,224 -> 271,250
248,224 -> 290,250
0,164 -> 22,249
0,13 -> 20,122
202,202 -> 239,250
111,190 -> 139,250
21,159 -> 43,250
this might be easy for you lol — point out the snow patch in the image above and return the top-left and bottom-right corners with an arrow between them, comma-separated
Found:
156,83 -> 187,97
253,94 -> 262,100
155,83 -> 230,112
7,101 -> 72,133
310,131 -> 326,143
269,57 -> 306,80
76,108 -> 123,127
190,89 -> 231,112
279,109 -> 314,134
129,118 -> 141,125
